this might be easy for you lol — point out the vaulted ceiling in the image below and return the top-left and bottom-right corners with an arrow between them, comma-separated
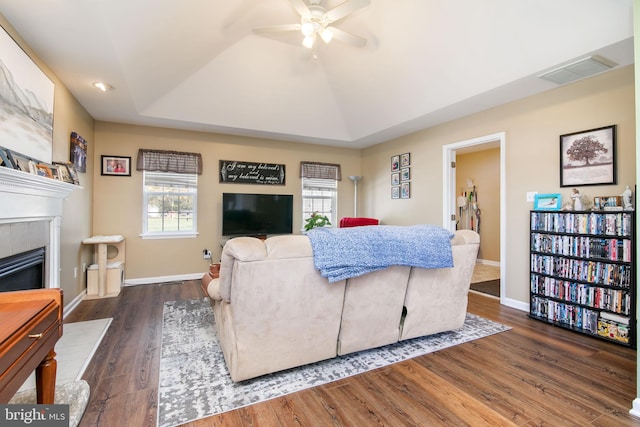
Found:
0,0 -> 634,148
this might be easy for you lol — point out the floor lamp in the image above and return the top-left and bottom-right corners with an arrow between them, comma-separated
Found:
349,176 -> 362,217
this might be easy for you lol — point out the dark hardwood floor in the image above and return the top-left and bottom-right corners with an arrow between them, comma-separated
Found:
64,281 -> 640,426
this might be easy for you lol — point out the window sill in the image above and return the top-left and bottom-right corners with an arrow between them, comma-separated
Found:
139,232 -> 198,240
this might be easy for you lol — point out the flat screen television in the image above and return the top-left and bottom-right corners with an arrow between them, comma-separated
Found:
222,193 -> 293,236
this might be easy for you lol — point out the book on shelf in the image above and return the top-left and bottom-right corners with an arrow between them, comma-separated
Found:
599,311 -> 630,325
597,318 -> 630,343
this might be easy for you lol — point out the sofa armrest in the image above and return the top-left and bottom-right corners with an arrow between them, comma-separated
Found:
451,229 -> 480,246
207,277 -> 225,301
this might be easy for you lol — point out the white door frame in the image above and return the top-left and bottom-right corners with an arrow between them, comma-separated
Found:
442,132 -> 506,302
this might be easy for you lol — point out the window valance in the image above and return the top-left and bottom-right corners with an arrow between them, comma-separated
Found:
300,162 -> 342,181
136,149 -> 203,175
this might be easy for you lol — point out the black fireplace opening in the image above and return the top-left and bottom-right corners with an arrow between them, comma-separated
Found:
0,247 -> 46,292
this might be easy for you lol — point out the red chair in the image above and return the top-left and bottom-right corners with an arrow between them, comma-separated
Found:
339,217 -> 380,228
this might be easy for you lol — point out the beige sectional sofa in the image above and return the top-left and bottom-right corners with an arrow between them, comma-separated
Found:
207,229 -> 480,382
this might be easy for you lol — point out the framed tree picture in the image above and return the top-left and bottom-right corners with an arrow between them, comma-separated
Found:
560,125 -> 616,187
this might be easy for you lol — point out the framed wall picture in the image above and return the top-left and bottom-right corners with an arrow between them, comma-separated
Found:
534,193 -> 561,210
401,167 -> 410,182
0,25 -> 54,163
401,153 -> 411,167
391,186 -> 400,199
391,172 -> 400,186
70,132 -> 87,173
560,125 -> 616,187
401,182 -> 411,199
101,155 -> 131,176
391,155 -> 400,172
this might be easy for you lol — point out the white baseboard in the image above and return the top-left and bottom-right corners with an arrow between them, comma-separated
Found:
476,259 -> 500,267
125,272 -> 204,286
501,297 -> 528,312
63,289 -> 87,319
629,398 -> 640,419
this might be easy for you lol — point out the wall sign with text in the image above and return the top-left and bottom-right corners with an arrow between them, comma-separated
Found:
219,160 -> 285,185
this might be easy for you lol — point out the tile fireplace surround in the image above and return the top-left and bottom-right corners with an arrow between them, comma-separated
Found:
0,167 -> 78,289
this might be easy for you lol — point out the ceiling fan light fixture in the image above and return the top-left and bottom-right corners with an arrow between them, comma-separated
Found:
301,21 -> 315,37
320,27 -> 333,44
302,35 -> 315,49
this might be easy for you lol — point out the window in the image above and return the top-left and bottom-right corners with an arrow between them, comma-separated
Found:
137,149 -> 202,238
143,171 -> 197,236
302,178 -> 337,226
300,162 -> 341,228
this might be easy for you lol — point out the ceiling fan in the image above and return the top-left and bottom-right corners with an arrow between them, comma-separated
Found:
253,0 -> 370,50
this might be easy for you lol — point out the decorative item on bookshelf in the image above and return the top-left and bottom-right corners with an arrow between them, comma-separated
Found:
529,209 -> 635,348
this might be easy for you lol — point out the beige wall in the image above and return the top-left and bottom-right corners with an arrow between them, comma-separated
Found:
363,65 -> 636,304
0,16 -> 95,304
93,122 -> 361,280
456,148 -> 500,263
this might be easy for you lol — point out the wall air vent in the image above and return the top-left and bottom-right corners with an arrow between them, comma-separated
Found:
538,55 -> 616,85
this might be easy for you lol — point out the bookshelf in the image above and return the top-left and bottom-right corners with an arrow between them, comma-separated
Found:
529,210 -> 635,348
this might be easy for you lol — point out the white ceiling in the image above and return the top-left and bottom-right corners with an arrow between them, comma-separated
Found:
0,0 -> 634,148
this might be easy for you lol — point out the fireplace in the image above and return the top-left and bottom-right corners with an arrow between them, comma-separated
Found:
0,167 -> 78,290
0,247 -> 45,292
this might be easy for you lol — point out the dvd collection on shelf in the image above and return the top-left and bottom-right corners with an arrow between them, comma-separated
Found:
529,210 -> 635,347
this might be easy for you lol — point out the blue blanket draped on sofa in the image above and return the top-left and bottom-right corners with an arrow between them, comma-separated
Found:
306,224 -> 454,283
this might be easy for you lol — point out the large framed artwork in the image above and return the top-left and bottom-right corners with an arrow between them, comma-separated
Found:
0,25 -> 54,163
560,125 -> 616,187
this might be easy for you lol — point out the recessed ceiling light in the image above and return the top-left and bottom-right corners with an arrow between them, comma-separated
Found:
92,82 -> 114,92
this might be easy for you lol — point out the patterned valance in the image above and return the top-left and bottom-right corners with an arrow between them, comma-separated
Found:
136,149 -> 202,175
300,162 -> 342,181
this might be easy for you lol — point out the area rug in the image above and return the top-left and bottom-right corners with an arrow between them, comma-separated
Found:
157,299 -> 510,427
470,279 -> 500,297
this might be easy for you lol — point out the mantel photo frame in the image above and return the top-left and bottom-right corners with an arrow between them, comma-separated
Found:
101,155 -> 131,176
560,125 -> 616,187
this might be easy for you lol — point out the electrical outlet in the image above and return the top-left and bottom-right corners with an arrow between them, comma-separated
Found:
203,249 -> 212,259
526,191 -> 538,202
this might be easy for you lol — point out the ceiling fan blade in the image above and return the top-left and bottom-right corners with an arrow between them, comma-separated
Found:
329,27 -> 367,47
253,24 -> 302,34
290,0 -> 310,17
325,0 -> 370,22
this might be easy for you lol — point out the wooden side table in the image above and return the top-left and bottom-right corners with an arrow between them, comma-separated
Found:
0,288 -> 63,404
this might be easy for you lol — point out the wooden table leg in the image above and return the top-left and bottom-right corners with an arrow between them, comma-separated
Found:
35,348 -> 57,404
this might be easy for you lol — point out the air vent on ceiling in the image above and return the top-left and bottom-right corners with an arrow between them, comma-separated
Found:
538,56 -> 616,85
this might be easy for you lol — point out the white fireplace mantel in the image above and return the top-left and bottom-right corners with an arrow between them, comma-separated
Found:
0,167 -> 81,288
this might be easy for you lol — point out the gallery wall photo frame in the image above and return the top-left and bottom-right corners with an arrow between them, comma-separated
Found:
560,125 -> 616,187
401,167 -> 410,182
101,155 -> 132,176
0,25 -> 54,163
391,186 -> 400,199
401,153 -> 411,167
534,193 -> 561,210
401,182 -> 411,199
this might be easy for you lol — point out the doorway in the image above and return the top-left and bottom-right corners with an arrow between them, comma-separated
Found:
442,132 -> 505,302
